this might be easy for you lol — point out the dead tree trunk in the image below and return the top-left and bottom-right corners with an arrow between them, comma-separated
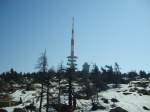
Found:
39,83 -> 44,112
68,71 -> 73,108
46,84 -> 50,112
58,74 -> 61,112
73,93 -> 76,109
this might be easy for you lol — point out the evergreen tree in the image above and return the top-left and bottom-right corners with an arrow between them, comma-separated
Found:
82,62 -> 90,75
139,70 -> 147,78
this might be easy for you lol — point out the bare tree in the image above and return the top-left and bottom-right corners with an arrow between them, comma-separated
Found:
36,50 -> 48,73
36,50 -> 48,112
46,83 -> 50,112
114,62 -> 121,87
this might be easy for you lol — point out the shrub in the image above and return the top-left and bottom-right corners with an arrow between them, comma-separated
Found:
110,107 -> 128,112
111,98 -> 119,103
91,103 -> 106,111
117,91 -> 121,92
138,89 -> 150,95
21,91 -> 26,94
129,88 -> 136,92
101,98 -> 109,104
143,106 -> 150,110
123,92 -> 132,95
138,82 -> 148,88
123,90 -> 127,92
13,108 -> 26,112
25,104 -> 36,111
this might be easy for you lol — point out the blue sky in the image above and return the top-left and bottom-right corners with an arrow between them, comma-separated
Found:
0,0 -> 150,73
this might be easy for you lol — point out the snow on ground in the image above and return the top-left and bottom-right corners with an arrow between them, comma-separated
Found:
74,84 -> 150,112
11,89 -> 38,103
3,105 -> 24,112
2,84 -> 150,112
99,84 -> 150,112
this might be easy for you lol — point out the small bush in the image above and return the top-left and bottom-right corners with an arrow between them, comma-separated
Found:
123,92 -> 132,95
13,108 -> 26,112
22,91 -> 26,94
75,93 -> 87,99
111,104 -> 116,108
139,94 -> 142,96
117,91 -> 121,92
51,103 -> 71,112
110,107 -> 128,112
91,103 -> 106,111
138,89 -> 150,95
143,106 -> 150,110
128,85 -> 132,88
134,88 -> 138,91
101,98 -> 109,104
138,82 -> 148,88
129,88 -> 136,92
123,90 -> 127,92
25,104 -> 36,111
112,84 -> 120,88
111,98 -> 119,103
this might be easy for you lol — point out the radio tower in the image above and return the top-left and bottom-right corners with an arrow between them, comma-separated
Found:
67,17 -> 77,69
67,17 -> 77,110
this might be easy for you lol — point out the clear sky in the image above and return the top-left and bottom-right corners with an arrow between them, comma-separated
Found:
0,0 -> 150,73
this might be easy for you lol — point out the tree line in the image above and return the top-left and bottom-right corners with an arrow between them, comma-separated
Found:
0,63 -> 149,86
0,51 -> 150,112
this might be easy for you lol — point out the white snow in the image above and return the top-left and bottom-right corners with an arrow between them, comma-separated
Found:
2,83 -> 150,112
